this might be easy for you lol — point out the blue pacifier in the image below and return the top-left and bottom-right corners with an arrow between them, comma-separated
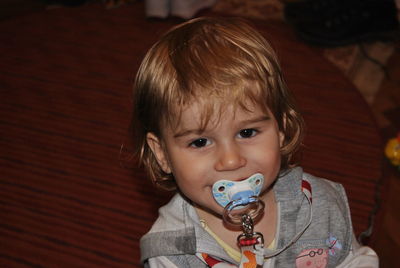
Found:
213,173 -> 265,225
212,173 -> 264,211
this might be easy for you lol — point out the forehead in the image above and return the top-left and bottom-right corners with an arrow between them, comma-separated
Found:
165,96 -> 270,132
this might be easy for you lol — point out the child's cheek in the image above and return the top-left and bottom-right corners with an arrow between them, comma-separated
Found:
295,248 -> 328,268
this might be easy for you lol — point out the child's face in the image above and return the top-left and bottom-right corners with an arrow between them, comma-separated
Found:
147,99 -> 284,216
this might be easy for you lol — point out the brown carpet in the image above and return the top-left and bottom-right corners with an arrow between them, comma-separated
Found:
0,1 -> 384,266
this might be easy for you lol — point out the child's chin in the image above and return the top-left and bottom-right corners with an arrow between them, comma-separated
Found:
195,203 -> 223,218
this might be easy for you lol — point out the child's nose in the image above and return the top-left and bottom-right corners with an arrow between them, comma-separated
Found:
214,143 -> 246,171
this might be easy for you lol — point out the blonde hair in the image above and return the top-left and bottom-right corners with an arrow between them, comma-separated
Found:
130,17 -> 304,190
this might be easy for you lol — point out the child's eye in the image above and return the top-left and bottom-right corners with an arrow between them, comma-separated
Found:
189,138 -> 210,148
238,129 -> 258,139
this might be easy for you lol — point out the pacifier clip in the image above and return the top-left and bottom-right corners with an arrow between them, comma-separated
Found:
213,174 -> 266,268
236,214 -> 264,268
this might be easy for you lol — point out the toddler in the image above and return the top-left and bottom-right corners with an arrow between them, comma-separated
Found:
130,17 -> 378,267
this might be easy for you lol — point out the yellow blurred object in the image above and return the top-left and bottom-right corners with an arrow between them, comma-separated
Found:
385,132 -> 400,167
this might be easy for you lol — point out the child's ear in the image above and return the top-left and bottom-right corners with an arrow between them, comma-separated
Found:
146,133 -> 172,174
279,131 -> 285,147
279,115 -> 286,147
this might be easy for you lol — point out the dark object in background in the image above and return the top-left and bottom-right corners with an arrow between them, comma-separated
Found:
284,0 -> 400,47
44,0 -> 87,7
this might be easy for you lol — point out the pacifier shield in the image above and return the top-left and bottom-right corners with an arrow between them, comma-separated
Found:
212,173 -> 264,208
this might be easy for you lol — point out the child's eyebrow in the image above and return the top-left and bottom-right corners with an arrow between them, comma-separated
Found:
173,115 -> 270,138
173,128 -> 204,138
240,115 -> 271,125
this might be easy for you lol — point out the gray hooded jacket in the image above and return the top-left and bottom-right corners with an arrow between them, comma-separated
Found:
140,167 -> 353,267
